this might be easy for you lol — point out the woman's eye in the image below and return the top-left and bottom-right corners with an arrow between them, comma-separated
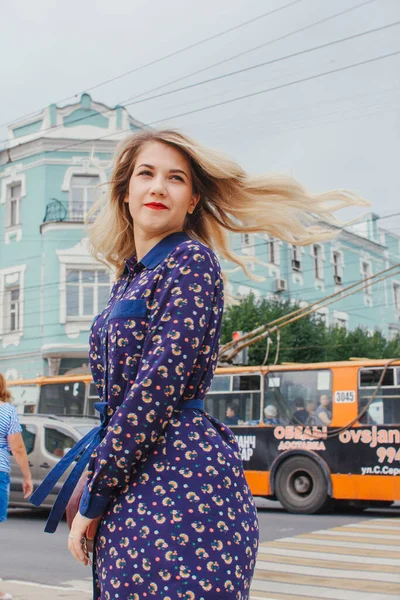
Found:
171,175 -> 184,182
138,170 -> 152,176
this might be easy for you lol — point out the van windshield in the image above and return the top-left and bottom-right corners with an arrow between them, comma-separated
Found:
74,425 -> 96,437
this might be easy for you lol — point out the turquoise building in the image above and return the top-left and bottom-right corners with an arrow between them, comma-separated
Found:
1,94 -> 399,380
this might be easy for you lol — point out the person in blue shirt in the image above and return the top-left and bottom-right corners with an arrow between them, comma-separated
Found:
34,128 -> 364,600
0,373 -> 33,600
290,396 -> 309,426
224,403 -> 239,426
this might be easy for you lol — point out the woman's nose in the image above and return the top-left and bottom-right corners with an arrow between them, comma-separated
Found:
149,177 -> 167,196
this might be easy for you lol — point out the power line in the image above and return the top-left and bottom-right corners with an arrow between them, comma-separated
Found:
120,21 -> 400,111
3,12 -> 394,146
10,296 -> 400,340
31,47 -> 400,156
2,214 -> 400,298
10,252 -> 399,321
149,49 -> 400,125
0,0 -> 382,146
0,0 -> 304,130
117,0 -> 380,106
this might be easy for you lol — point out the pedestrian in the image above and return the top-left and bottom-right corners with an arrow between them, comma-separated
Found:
0,373 -> 33,600
38,129 -> 363,600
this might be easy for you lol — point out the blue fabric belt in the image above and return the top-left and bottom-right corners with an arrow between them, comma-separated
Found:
30,398 -> 204,533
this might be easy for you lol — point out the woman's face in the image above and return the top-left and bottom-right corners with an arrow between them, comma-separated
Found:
320,395 -> 330,407
125,141 -> 199,237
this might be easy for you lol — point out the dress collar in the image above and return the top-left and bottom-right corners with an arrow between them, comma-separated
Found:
124,231 -> 191,274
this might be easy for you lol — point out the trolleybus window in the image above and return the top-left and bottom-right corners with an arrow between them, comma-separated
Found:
39,382 -> 85,416
264,370 -> 332,426
205,374 -> 261,425
87,382 -> 100,416
358,367 -> 400,425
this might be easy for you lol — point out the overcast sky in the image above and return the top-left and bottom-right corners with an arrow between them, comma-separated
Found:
1,0 -> 399,232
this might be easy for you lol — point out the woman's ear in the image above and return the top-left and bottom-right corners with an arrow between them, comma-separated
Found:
188,193 -> 200,214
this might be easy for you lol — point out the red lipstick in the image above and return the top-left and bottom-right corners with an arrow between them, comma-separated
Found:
145,202 -> 168,210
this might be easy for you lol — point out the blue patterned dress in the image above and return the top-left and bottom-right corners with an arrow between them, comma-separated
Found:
79,231 -> 259,600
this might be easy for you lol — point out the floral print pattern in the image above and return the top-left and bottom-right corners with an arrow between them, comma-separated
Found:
84,233 -> 259,599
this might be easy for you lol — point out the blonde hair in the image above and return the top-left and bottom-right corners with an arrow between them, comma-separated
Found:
87,129 -> 367,280
0,373 -> 11,402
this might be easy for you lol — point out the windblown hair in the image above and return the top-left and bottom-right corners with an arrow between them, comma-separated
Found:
87,129 -> 367,280
0,373 -> 11,402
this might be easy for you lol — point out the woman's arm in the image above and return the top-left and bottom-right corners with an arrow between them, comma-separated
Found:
80,245 -> 222,518
317,410 -> 331,426
7,432 -> 33,498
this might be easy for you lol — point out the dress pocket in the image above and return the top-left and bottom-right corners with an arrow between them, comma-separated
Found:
108,299 -> 149,363
109,299 -> 147,319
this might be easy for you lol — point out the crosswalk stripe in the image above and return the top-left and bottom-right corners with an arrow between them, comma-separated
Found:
257,545 -> 400,564
251,518 -> 400,599
314,528 -> 398,540
365,518 -> 400,524
255,552 -> 400,573
253,569 -> 400,595
251,578 -> 395,599
332,525 -> 399,535
267,535 -> 399,552
293,532 -> 400,546
255,560 -> 400,583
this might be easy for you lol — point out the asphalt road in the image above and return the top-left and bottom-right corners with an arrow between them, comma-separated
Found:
1,498 -> 399,588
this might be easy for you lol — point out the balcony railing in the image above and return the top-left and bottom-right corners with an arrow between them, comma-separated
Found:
43,199 -> 89,223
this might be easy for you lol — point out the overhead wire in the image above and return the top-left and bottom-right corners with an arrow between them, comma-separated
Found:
117,0 -> 380,107
0,0 -> 304,130
4,45 -> 396,160
3,16 -> 397,147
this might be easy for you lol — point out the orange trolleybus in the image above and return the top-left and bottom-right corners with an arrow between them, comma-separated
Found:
8,358 -> 400,513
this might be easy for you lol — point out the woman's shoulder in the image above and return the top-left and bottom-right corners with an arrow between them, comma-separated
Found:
0,402 -> 15,417
169,237 -> 221,272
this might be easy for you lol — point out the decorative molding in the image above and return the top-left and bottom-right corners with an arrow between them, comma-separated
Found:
0,264 -> 26,347
0,167 -> 27,204
333,310 -> 349,330
61,157 -> 107,191
0,137 -> 118,165
4,225 -> 22,244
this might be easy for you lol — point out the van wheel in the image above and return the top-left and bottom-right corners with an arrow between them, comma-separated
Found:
275,456 -> 329,514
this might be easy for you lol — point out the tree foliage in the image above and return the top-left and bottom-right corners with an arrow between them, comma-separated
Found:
220,293 -> 400,365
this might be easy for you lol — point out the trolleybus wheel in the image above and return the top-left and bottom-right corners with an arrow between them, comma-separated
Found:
275,456 -> 329,514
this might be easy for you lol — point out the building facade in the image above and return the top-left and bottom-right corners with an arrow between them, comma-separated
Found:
0,94 -> 143,379
1,95 -> 399,379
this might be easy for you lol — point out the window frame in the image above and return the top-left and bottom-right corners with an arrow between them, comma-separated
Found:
313,244 -> 324,280
69,174 -> 100,220
361,260 -> 372,296
393,282 -> 400,311
6,183 -> 22,228
65,267 -> 111,320
264,368 -> 333,426
4,284 -> 21,333
292,245 -> 302,272
332,250 -> 344,284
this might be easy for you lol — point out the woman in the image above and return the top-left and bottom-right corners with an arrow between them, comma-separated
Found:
0,373 -> 33,600
263,405 -> 280,426
315,394 -> 332,426
66,130 -> 365,599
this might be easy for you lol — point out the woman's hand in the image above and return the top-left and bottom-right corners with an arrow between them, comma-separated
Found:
68,512 -> 101,566
22,476 -> 33,499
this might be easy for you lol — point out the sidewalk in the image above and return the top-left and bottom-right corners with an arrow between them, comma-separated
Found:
0,580 -> 90,599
